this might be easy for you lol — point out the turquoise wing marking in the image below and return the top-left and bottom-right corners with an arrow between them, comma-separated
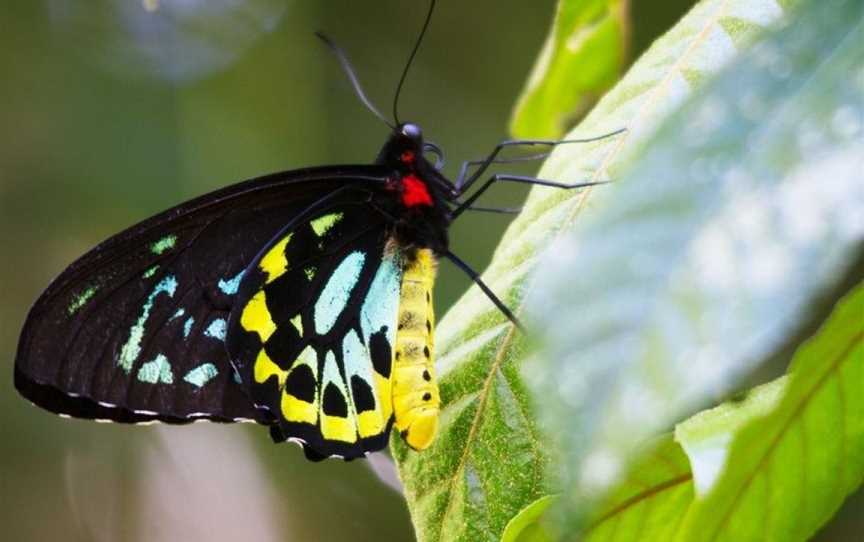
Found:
313,251 -> 367,334
360,253 -> 402,347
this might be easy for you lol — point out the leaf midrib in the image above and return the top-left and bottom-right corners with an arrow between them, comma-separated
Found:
437,324 -> 518,539
584,473 -> 694,535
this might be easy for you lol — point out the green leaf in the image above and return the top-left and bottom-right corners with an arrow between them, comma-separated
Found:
502,437 -> 697,542
578,281 -> 863,541
509,0 -> 629,138
675,378 -> 788,500
674,283 -> 864,541
394,0 -> 863,539
395,0 -> 798,539
501,495 -> 558,542
523,0 -> 863,527
582,436 -> 694,541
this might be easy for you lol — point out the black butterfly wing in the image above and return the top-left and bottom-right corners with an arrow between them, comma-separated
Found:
227,203 -> 403,460
15,166 -> 390,424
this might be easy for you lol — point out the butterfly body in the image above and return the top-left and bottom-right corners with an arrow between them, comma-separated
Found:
392,249 -> 439,451
226,123 -> 449,460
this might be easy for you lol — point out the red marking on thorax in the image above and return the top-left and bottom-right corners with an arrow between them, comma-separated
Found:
401,150 -> 415,164
402,174 -> 433,207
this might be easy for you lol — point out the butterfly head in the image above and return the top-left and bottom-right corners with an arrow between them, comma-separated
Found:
379,122 -> 452,188
398,123 -> 446,171
377,122 -> 423,169
381,122 -> 424,166
380,123 -> 455,208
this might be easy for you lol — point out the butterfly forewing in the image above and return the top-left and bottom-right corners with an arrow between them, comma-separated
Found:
15,167 -> 389,423
227,204 -> 402,460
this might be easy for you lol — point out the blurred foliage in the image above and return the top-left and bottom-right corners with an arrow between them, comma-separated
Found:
45,0 -> 289,83
510,0 -> 629,139
527,0 -> 864,526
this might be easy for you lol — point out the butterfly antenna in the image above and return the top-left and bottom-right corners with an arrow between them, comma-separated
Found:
315,31 -> 394,129
392,0 -> 436,126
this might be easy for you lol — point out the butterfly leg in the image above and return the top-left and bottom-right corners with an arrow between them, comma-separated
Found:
444,251 -> 525,331
451,175 -> 608,219
446,175 -> 608,329
460,205 -> 523,215
454,128 -> 626,193
455,152 -> 551,186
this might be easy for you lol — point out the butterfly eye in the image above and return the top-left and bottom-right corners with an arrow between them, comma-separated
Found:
423,141 -> 445,170
401,123 -> 422,140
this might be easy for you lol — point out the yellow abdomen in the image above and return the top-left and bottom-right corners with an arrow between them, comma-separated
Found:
393,249 -> 440,450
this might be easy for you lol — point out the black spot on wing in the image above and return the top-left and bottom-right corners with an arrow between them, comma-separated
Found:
369,326 -> 392,378
264,263 -> 316,326
322,383 -> 348,417
284,364 -> 316,403
262,325 -> 302,370
350,375 -> 376,413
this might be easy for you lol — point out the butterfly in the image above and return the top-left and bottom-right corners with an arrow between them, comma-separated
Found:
13,0 -> 620,461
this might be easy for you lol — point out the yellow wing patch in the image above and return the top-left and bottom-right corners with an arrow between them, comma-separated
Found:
321,414 -> 357,443
319,351 -> 358,443
371,372 -> 392,431
254,349 -> 286,386
290,314 -> 303,335
282,393 -> 318,425
259,233 -> 293,284
310,212 -> 344,237
279,346 -> 318,425
357,410 -> 385,439
241,291 -> 277,342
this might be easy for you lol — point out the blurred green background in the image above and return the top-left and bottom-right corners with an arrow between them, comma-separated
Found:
0,1 -> 707,541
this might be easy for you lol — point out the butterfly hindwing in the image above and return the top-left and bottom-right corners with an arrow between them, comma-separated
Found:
227,204 -> 402,459
15,167 -> 389,423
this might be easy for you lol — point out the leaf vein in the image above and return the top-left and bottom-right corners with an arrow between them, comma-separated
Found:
584,473 -> 693,535
437,324 -> 519,538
